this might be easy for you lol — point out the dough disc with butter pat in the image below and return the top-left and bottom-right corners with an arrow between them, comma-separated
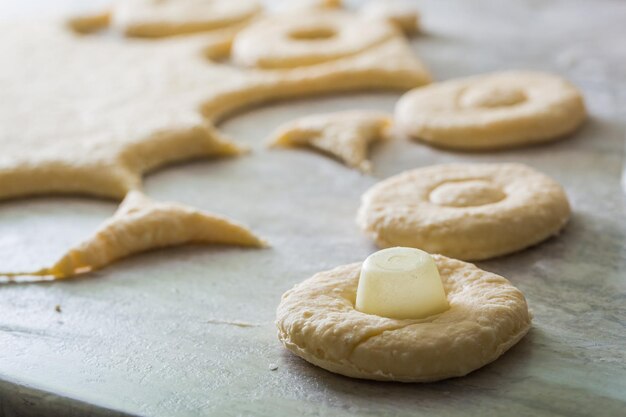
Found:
231,10 -> 399,69
276,257 -> 531,382
357,163 -> 571,261
395,71 -> 586,149
268,111 -> 391,172
113,0 -> 262,38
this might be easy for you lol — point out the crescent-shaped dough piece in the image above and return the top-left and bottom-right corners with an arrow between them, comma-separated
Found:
28,191 -> 265,279
231,10 -> 399,69
276,257 -> 531,382
112,0 -> 262,38
357,163 -> 571,260
268,111 -> 391,172
395,71 -> 586,150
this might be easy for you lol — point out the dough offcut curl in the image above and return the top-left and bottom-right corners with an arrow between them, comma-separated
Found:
357,163 -> 571,261
395,71 -> 586,150
276,257 -> 531,382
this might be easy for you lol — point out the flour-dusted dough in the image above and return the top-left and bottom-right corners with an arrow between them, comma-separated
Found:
357,163 -> 571,261
231,10 -> 399,69
395,71 -> 586,150
112,0 -> 262,38
0,18 -> 428,201
268,111 -> 391,172
361,0 -> 420,35
17,192 -> 265,279
277,257 -> 531,382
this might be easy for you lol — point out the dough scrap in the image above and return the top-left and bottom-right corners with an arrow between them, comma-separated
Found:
268,111 -> 391,172
0,20 -> 429,201
395,71 -> 587,150
4,191 -> 265,280
112,0 -> 262,38
276,257 -> 531,382
231,10 -> 399,69
357,163 -> 571,261
361,0 -> 420,35
67,11 -> 112,34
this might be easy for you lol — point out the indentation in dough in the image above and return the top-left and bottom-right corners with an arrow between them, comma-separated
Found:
429,179 -> 506,207
357,163 -> 571,260
459,85 -> 527,108
395,71 -> 586,150
0,192 -> 265,280
268,111 -> 391,172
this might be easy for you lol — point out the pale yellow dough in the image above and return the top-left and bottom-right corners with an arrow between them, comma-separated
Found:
361,0 -> 420,35
0,18 -> 429,201
395,71 -> 586,150
112,0 -> 262,38
231,10 -> 400,69
268,111 -> 391,172
23,192 -> 265,279
357,163 -> 571,261
276,257 -> 531,382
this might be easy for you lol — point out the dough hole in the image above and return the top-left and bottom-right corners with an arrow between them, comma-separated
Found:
288,26 -> 337,40
460,86 -> 527,108
429,179 -> 506,207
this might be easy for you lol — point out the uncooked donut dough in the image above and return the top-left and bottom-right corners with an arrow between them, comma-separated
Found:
0,19 -> 429,201
113,0 -> 262,38
231,10 -> 399,68
268,111 -> 391,172
276,256 -> 531,382
361,0 -> 420,35
395,71 -> 586,149
5,192 -> 265,280
357,163 -> 571,260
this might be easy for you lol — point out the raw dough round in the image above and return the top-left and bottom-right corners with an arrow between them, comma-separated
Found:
357,163 -> 571,260
113,0 -> 262,38
231,10 -> 397,68
395,71 -> 586,149
276,257 -> 531,382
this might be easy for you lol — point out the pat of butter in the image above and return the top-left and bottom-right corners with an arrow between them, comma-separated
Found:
355,247 -> 449,319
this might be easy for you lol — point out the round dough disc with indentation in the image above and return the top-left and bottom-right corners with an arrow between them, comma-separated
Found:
231,9 -> 398,68
276,257 -> 531,382
395,71 -> 586,149
113,0 -> 262,38
357,163 -> 571,260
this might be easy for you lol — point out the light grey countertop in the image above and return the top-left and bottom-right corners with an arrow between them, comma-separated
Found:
0,0 -> 625,416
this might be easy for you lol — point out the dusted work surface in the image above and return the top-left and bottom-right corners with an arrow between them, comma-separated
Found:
1,0 -> 625,416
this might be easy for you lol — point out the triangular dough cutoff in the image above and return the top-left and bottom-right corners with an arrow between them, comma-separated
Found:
2,192 -> 265,280
268,111 -> 392,172
0,15 -> 429,201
